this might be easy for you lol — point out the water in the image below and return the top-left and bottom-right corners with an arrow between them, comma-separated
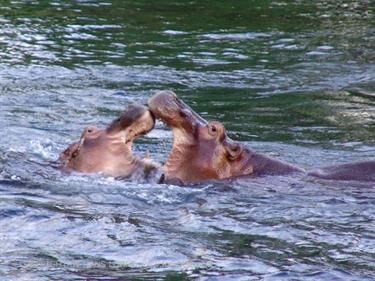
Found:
0,0 -> 374,280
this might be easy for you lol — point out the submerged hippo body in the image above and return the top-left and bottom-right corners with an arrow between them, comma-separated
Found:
148,90 -> 375,184
59,104 -> 160,179
308,161 -> 375,182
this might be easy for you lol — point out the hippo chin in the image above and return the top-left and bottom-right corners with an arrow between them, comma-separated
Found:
148,90 -> 375,184
59,104 -> 160,179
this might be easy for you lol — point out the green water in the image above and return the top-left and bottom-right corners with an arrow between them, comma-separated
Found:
2,0 -> 374,145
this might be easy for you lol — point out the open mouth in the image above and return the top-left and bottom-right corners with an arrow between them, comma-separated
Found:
107,104 -> 155,133
124,109 -> 155,144
119,104 -> 153,128
148,90 -> 207,129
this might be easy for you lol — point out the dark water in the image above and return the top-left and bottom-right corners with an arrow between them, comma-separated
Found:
1,1 -> 374,280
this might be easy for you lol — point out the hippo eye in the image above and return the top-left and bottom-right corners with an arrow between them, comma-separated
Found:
83,126 -> 100,139
208,124 -> 217,136
86,126 -> 97,134
207,121 -> 225,139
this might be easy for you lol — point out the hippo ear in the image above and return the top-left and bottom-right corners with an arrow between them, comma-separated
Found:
226,143 -> 244,160
59,142 -> 81,162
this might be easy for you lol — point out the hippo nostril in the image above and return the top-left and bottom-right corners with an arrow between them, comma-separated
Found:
179,110 -> 187,118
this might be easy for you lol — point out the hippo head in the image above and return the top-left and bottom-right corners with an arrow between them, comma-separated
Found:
59,104 -> 156,178
148,91 -> 254,183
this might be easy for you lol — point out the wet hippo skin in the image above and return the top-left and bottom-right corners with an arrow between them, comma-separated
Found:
148,90 -> 375,184
308,161 -> 375,182
59,103 -> 160,179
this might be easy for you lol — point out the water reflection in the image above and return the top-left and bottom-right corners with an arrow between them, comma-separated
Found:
0,0 -> 373,67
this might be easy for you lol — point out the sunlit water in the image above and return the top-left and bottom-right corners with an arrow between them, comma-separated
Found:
0,1 -> 374,280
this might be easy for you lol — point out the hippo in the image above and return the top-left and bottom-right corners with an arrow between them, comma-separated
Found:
148,90 -> 375,184
59,103 -> 160,179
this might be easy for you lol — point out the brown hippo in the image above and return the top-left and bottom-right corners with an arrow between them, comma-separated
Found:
148,90 -> 375,184
59,103 -> 160,179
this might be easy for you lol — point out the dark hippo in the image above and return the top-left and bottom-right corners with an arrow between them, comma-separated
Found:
148,90 -> 375,184
59,103 -> 160,179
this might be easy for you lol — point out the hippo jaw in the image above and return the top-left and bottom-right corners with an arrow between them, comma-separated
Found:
148,90 -> 207,145
106,103 -> 155,150
148,91 -> 256,183
148,90 -> 208,182
59,104 -> 156,178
